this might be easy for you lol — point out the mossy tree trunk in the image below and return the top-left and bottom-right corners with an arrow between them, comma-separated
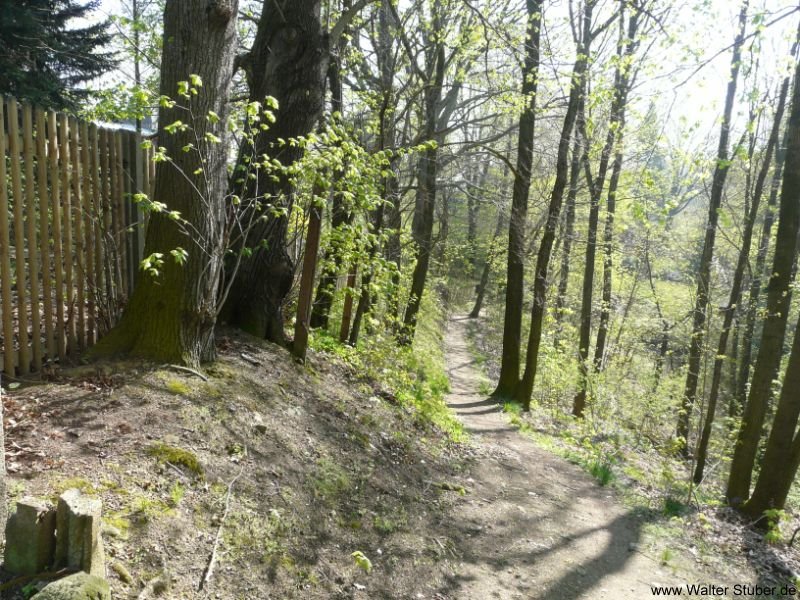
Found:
743,309 -> 800,520
90,0 -> 239,367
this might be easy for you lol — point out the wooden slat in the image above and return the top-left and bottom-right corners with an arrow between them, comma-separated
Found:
0,99 -> 16,376
49,111 -> 66,360
108,129 -> 121,300
149,146 -> 156,198
81,121 -> 95,346
131,131 -> 148,279
120,131 -> 131,291
90,125 -> 105,336
115,131 -> 128,296
59,113 -> 76,357
23,104 -> 42,372
100,129 -> 114,308
69,117 -> 85,350
8,99 -> 30,374
142,138 -> 151,226
35,108 -> 54,360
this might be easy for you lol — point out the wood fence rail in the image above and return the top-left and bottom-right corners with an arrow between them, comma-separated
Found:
0,96 -> 154,378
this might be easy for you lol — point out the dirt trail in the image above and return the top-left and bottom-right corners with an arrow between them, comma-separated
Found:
436,316 -> 687,600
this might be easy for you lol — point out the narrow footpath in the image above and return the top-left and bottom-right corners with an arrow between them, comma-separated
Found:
436,315 -> 701,600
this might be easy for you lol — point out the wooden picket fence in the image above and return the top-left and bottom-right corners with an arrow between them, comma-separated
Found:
0,96 -> 155,378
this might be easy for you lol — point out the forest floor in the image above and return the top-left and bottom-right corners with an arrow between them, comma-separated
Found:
438,315 -> 714,599
450,313 -> 800,599
0,316 -> 794,599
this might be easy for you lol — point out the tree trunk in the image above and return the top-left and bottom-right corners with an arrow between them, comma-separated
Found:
677,2 -> 747,450
400,5 -> 447,343
592,148 -> 623,370
693,59 -> 790,483
339,266 -> 358,343
224,0 -> 327,345
492,0 -> 543,397
292,199 -> 324,361
91,0 -> 239,367
349,191 -> 389,346
554,131 -> 583,339
728,48 -> 800,505
516,0 -> 589,408
470,209 -> 506,318
310,67 -> 349,330
742,308 -> 800,519
574,1 -> 638,415
737,76 -> 797,413
0,385 -> 5,547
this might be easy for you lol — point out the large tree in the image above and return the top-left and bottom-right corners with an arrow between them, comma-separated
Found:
491,0 -> 543,397
728,42 -> 800,505
224,0 -> 368,345
0,0 -> 115,109
91,0 -> 239,366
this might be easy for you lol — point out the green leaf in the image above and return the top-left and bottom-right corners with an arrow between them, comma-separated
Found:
351,551 -> 372,574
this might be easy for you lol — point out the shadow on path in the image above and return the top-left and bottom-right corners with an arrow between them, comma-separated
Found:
435,316 -> 665,599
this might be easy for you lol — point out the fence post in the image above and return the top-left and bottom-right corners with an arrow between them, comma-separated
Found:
23,104 -> 42,372
35,108 -> 54,361
8,99 -> 30,374
69,117 -> 85,351
0,98 -> 16,376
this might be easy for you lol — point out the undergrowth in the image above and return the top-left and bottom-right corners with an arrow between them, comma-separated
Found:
310,293 -> 465,443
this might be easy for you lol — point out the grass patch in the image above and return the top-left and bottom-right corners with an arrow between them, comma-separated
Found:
147,442 -> 204,478
310,458 -> 352,505
588,460 -> 615,486
165,378 -> 191,395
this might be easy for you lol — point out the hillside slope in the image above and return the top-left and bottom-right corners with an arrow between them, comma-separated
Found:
1,327 -> 471,599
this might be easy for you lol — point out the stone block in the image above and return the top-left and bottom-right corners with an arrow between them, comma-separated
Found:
4,497 -> 56,575
30,572 -> 111,600
55,489 -> 106,578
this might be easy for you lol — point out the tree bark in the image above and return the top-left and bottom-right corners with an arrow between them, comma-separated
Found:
677,2 -> 747,450
90,0 -> 238,367
0,385 -> 5,548
693,60 -> 790,484
728,48 -> 800,505
516,0 -> 589,409
492,0 -> 543,397
339,266 -> 358,343
224,0 -> 327,345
